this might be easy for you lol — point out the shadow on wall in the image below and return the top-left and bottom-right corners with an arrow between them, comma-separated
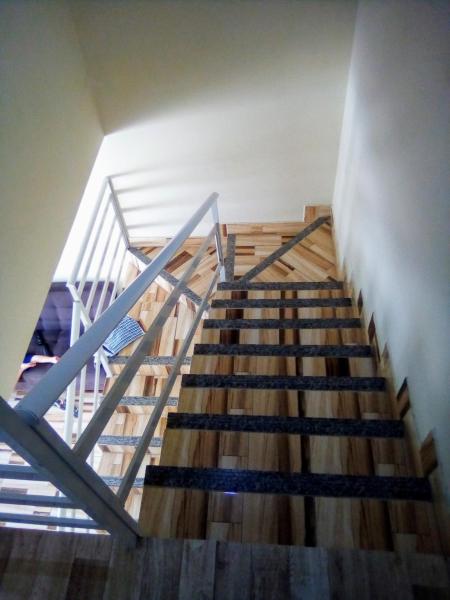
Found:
70,1 -> 357,235
96,78 -> 344,239
72,1 -> 357,132
332,0 -> 450,495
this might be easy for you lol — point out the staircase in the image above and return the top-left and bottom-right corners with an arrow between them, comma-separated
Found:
139,220 -> 444,554
1,197 -> 448,597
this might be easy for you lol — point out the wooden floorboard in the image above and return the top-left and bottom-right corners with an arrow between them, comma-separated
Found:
0,528 -> 448,599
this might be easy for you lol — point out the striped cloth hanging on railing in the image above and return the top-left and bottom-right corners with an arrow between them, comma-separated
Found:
102,315 -> 144,357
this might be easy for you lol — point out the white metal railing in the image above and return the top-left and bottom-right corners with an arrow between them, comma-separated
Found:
63,178 -> 129,451
0,188 -> 224,542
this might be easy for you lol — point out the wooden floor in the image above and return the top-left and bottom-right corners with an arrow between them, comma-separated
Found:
0,527 -> 448,600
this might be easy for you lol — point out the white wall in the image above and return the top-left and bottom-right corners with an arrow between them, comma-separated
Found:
71,0 -> 356,239
0,2 -> 103,397
333,1 -> 450,494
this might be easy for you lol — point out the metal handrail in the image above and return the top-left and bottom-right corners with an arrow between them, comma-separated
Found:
0,398 -> 140,543
2,188 -> 223,540
16,192 -> 219,422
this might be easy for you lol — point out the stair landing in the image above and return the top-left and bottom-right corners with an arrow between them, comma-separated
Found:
0,527 -> 448,599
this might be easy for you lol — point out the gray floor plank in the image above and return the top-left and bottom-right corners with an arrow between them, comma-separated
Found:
178,539 -> 217,600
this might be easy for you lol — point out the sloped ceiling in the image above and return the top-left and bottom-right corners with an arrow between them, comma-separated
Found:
71,0 -> 357,236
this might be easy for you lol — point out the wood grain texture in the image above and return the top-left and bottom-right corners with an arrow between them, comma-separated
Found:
140,221 -> 444,553
0,528 -> 448,599
3,213 -> 446,565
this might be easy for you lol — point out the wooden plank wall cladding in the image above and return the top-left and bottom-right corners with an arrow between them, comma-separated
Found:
138,209 -> 445,554
0,528 -> 448,600
98,260 -> 205,519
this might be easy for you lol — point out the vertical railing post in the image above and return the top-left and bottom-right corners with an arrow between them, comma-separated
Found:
63,300 -> 81,445
211,199 -> 225,281
68,180 -> 108,287
60,299 -> 81,532
108,177 -> 130,249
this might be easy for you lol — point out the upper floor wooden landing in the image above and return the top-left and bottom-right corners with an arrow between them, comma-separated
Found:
1,527 -> 449,599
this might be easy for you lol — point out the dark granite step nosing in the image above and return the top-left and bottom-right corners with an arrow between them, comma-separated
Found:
102,476 -> 144,488
167,413 -> 404,438
203,318 -> 361,329
0,467 -> 145,488
211,298 -> 353,308
182,374 -> 385,391
119,396 -> 179,407
144,466 -> 432,502
218,281 -> 344,291
98,435 -> 162,447
194,344 -> 372,357
110,356 -> 192,366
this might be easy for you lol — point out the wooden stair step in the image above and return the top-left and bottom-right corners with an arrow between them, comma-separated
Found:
211,298 -> 353,308
194,343 -> 372,357
144,466 -> 432,501
119,396 -> 178,407
203,318 -> 361,329
167,413 -> 404,438
217,281 -> 344,291
182,374 -> 385,391
98,435 -> 162,447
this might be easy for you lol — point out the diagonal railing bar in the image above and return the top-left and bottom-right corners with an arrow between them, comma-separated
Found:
239,216 -> 330,282
117,266 -> 220,501
73,226 -> 216,461
17,193 -> 219,422
211,201 -> 225,273
128,247 -> 204,306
